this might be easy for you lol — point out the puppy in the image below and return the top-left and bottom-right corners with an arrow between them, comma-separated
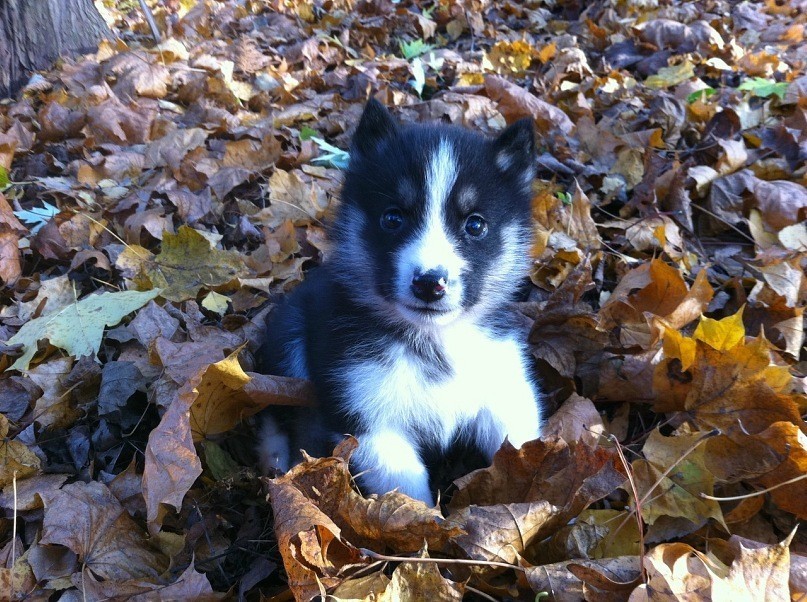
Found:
257,99 -> 543,505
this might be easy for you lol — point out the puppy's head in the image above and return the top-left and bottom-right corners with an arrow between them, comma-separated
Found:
333,99 -> 535,328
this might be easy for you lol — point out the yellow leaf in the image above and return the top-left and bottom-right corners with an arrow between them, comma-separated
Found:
536,42 -> 557,63
202,291 -> 230,315
188,350 -> 266,442
486,40 -> 535,76
693,308 -> 745,351
662,326 -> 697,371
646,60 -> 695,89
122,226 -> 249,302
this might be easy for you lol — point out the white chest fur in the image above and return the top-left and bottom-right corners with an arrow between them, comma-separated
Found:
337,320 -> 540,454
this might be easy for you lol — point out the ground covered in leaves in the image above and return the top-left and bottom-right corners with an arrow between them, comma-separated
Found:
0,0 -> 805,599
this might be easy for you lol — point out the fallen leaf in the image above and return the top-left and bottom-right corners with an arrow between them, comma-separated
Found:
188,350 -> 270,442
4,288 -> 160,371
142,390 -> 203,533
485,75 -> 574,136
117,226 -> 248,302
40,481 -> 168,581
0,414 -> 41,487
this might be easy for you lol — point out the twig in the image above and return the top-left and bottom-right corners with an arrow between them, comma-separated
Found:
359,548 -> 525,572
609,435 -> 646,584
11,471 -> 17,567
465,584 -> 498,602
638,429 -> 719,508
138,0 -> 162,43
690,203 -> 756,245
701,472 -> 807,501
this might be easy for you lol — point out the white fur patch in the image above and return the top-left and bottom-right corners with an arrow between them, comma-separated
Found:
394,140 -> 466,321
282,335 -> 309,379
257,414 -> 291,473
352,429 -> 434,505
456,185 -> 478,213
339,320 -> 542,501
426,140 -> 458,209
495,150 -> 514,172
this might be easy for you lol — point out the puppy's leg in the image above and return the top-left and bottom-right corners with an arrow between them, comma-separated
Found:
352,430 -> 434,506
257,413 -> 291,474
473,387 -> 541,463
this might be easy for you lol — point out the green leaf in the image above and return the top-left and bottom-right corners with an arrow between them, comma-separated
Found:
399,38 -> 434,60
0,165 -> 9,189
4,289 -> 161,372
299,125 -> 318,141
556,191 -> 572,205
687,87 -> 716,103
203,441 -> 241,481
738,77 -> 789,100
117,226 -> 249,302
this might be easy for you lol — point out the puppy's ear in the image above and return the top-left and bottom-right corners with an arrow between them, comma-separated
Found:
492,118 -> 536,187
352,98 -> 399,157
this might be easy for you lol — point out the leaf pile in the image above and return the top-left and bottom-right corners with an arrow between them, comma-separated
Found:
0,0 -> 805,599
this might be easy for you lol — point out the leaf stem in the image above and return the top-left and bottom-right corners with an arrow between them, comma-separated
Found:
358,548 -> 525,572
609,435 -> 646,584
701,472 -> 807,501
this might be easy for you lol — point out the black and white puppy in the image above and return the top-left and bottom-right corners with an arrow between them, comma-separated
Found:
257,99 -> 543,505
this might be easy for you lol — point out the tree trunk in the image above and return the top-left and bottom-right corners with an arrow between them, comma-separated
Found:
0,0 -> 111,99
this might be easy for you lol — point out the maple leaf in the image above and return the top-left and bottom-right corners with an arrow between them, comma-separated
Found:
40,481 -> 168,581
4,288 -> 160,371
654,309 -> 802,434
116,225 -> 249,302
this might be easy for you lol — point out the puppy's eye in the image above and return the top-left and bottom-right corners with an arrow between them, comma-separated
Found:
464,214 -> 488,238
380,207 -> 404,231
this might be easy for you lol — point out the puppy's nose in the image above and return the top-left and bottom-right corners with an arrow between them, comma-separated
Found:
411,268 -> 448,303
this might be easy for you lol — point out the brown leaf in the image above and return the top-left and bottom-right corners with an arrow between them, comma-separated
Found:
27,357 -> 80,430
142,389 -> 202,532
524,556 -> 640,601
748,422 -> 807,519
711,531 -> 794,600
542,393 -> 605,448
341,490 -> 463,554
385,551 -> 464,601
446,438 -> 624,561
144,126 -> 208,174
0,474 -> 68,512
629,429 -> 723,535
600,259 -> 712,348
266,464 -> 366,601
84,93 -> 156,145
0,414 -> 41,487
484,75 -> 574,136
449,438 -> 623,509
187,351 -> 273,441
629,542 -> 719,601
40,481 -> 168,581
243,372 -> 315,407
752,179 -> 807,229
272,437 -> 461,554
449,501 -> 556,563
80,561 -> 215,601
0,193 -> 26,284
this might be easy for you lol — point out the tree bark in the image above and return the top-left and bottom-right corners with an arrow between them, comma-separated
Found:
0,0 -> 111,99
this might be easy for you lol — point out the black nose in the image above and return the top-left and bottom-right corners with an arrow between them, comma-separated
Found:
411,269 -> 448,303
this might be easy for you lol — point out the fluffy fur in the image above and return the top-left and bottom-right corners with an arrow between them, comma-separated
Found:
257,99 -> 543,505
